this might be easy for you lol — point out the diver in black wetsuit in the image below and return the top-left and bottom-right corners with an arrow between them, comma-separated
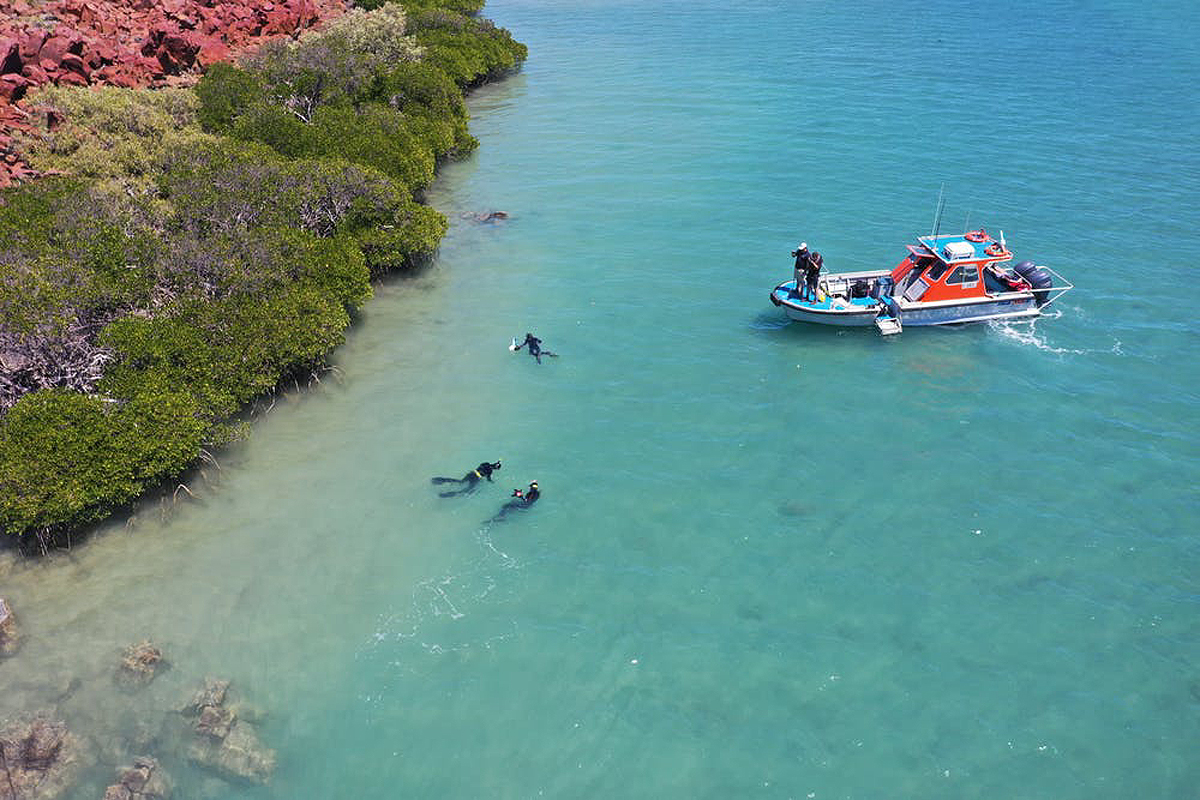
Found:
431,461 -> 501,497
512,333 -> 557,364
487,481 -> 540,522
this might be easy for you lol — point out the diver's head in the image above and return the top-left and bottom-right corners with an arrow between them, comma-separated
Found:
529,481 -> 538,490
492,461 -> 502,470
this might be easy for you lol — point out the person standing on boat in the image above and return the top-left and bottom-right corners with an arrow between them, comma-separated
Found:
805,251 -> 824,301
432,460 -> 502,497
512,332 -> 557,364
792,243 -> 811,298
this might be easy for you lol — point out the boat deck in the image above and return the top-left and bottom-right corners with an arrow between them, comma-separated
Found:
779,285 -> 879,311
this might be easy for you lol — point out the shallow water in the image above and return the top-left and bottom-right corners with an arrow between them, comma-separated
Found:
3,0 -> 1199,797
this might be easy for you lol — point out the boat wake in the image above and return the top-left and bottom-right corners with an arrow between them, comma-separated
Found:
359,527 -> 522,677
987,311 -> 1123,356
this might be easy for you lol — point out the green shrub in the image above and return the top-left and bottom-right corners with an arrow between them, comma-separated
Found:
0,386 -> 205,539
354,198 -> 447,275
406,10 -> 526,88
308,104 -> 436,191
229,103 -> 316,157
0,178 -> 158,336
194,63 -> 267,134
14,86 -> 217,205
378,60 -> 476,155
100,281 -> 353,421
304,5 -> 422,65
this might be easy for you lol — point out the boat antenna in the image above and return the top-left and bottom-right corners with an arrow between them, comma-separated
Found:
931,183 -> 945,238
964,211 -> 971,232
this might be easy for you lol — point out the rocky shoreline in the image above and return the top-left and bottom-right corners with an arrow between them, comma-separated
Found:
0,0 -> 347,187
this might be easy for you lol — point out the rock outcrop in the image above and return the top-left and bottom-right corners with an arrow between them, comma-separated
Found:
181,679 -> 275,784
0,712 -> 79,800
116,641 -> 164,687
0,597 -> 19,657
0,0 -> 348,187
101,756 -> 170,800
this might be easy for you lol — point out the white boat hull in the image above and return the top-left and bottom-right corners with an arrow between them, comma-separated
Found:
770,282 -> 1041,327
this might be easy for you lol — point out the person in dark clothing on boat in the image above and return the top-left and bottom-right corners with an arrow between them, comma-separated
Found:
806,251 -> 824,300
432,461 -> 502,497
512,333 -> 557,364
488,481 -> 540,522
791,243 -> 811,298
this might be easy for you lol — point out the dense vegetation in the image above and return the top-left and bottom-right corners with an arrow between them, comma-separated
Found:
0,0 -> 526,550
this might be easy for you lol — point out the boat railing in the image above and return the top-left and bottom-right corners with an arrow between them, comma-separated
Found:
1038,266 -> 1074,308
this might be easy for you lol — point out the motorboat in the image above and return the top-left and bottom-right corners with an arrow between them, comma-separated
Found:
769,229 -> 1071,335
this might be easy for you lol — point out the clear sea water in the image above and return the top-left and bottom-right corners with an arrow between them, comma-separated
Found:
3,0 -> 1199,797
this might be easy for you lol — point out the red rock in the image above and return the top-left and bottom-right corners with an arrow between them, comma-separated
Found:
20,63 -> 47,84
81,43 -> 102,69
56,69 -> 88,85
50,24 -> 84,50
262,10 -> 301,36
39,58 -> 59,73
162,32 -> 195,61
38,35 -> 69,64
58,1 -> 85,20
134,54 -> 163,77
59,52 -> 88,77
155,47 -> 178,73
193,37 -> 230,67
0,73 -> 28,102
78,3 -> 100,28
19,30 -> 48,63
0,37 -> 20,75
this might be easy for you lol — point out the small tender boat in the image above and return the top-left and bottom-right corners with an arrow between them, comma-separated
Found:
769,229 -> 1071,335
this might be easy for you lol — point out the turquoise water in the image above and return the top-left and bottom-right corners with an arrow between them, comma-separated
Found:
3,0 -> 1200,797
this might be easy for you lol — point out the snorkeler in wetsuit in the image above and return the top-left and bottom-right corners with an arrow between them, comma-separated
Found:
512,333 -> 557,364
487,481 -> 540,522
431,461 -> 501,497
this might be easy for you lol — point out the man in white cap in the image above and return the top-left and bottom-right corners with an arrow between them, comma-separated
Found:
792,242 -> 811,297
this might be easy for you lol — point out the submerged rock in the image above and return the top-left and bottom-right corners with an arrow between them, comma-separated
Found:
195,704 -> 235,741
101,756 -> 170,800
186,722 -> 276,786
0,597 -> 19,656
0,712 -> 80,800
463,210 -> 509,224
181,679 -> 275,784
182,679 -> 228,717
117,641 -> 164,687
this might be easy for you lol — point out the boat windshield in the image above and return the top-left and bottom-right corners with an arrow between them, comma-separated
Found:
946,264 -> 979,286
925,262 -> 951,282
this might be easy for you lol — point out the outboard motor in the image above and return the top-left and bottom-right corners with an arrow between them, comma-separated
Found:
1013,260 -> 1054,306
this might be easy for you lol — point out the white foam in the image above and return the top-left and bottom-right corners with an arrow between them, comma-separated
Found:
988,316 -> 1087,355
